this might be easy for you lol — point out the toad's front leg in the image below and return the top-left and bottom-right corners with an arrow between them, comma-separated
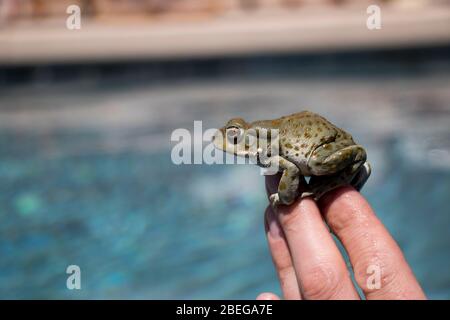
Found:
267,156 -> 302,207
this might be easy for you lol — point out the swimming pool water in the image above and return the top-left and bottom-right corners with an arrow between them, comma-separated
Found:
0,71 -> 449,299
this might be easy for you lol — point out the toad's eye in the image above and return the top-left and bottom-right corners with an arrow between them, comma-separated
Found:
226,126 -> 243,144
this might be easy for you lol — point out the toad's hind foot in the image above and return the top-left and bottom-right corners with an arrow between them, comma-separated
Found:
300,191 -> 315,199
306,160 -> 370,200
351,161 -> 371,191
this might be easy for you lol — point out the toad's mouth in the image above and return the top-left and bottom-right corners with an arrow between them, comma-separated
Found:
212,130 -> 251,156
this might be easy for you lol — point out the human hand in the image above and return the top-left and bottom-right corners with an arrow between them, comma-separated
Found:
257,174 -> 426,300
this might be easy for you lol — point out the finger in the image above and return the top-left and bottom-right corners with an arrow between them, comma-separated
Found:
266,177 -> 360,300
265,206 -> 302,300
319,187 -> 426,300
256,292 -> 281,300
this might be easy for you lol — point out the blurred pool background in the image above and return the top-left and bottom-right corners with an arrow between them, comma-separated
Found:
0,0 -> 449,299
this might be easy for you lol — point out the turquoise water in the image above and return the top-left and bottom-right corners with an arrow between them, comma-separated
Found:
0,132 -> 273,299
0,54 -> 449,298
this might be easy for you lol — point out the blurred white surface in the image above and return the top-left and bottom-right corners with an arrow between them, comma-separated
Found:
1,3 -> 450,64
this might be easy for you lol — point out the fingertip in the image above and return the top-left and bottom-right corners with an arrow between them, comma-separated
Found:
256,292 -> 281,300
318,186 -> 361,212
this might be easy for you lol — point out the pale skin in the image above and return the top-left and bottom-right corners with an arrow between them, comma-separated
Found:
257,175 -> 426,300
213,112 -> 426,299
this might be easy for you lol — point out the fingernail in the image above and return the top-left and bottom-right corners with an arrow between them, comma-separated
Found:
266,207 -> 282,239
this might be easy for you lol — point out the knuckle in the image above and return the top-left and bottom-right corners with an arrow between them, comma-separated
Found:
353,248 -> 399,294
277,265 -> 296,288
327,203 -> 362,234
324,189 -> 372,234
379,265 -> 400,290
300,262 -> 345,300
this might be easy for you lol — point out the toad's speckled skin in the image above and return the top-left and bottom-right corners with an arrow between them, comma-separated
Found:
213,111 -> 371,207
